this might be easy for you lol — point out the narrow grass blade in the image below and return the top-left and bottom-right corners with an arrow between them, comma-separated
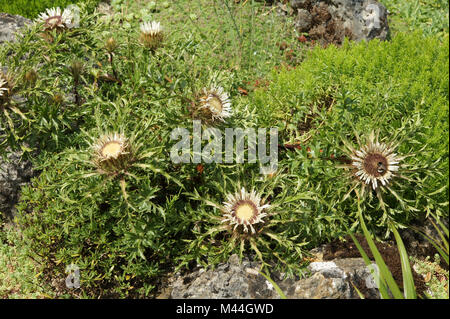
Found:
413,228 -> 449,266
429,218 -> 449,252
258,270 -> 287,299
390,223 -> 417,299
349,233 -> 390,299
435,217 -> 449,238
350,281 -> 366,299
357,202 -> 404,299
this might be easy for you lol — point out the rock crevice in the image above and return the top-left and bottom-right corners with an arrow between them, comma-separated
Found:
291,0 -> 389,44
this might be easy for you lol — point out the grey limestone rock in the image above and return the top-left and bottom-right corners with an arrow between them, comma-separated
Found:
0,150 -> 34,220
170,254 -> 280,299
0,13 -> 31,44
328,0 -> 389,41
295,9 -> 313,32
168,254 -> 380,299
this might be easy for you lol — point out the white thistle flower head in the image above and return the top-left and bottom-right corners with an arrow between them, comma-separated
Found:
349,131 -> 405,191
199,86 -> 232,122
139,21 -> 163,49
222,187 -> 270,234
36,7 -> 75,31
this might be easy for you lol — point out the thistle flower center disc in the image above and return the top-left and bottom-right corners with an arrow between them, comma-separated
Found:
233,200 -> 258,223
101,142 -> 122,158
208,95 -> 224,113
46,16 -> 62,27
363,153 -> 388,177
222,188 -> 269,234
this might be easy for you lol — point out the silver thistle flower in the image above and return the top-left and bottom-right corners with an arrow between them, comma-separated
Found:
199,86 -> 232,122
222,187 -> 270,234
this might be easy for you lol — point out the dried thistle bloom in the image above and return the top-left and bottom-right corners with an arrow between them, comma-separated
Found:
198,86 -> 232,122
139,21 -> 163,50
91,133 -> 133,175
222,187 -> 270,234
195,184 -> 309,266
36,7 -> 75,31
24,69 -> 38,86
341,131 -> 408,199
105,37 -> 118,53
70,60 -> 84,83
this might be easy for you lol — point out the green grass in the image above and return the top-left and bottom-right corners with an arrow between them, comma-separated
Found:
0,223 -> 53,298
128,0 -> 306,82
381,0 -> 449,37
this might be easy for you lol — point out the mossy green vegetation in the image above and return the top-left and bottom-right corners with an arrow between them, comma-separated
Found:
0,223 -> 52,298
412,254 -> 449,299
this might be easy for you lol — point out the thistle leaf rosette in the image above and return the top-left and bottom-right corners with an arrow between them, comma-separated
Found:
181,173 -> 314,272
336,129 -> 441,228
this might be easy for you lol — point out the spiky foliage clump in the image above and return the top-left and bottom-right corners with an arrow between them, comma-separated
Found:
336,121 -> 444,231
177,167 -> 334,275
15,119 -> 176,297
0,2 -> 100,153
